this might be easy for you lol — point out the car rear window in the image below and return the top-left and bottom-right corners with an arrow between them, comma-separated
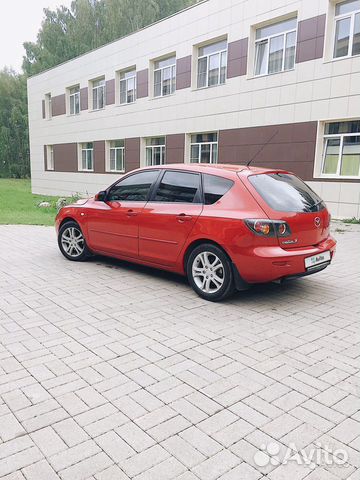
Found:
248,173 -> 325,213
203,174 -> 234,205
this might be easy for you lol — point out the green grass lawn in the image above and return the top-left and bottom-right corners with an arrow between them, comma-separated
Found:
0,178 -> 63,226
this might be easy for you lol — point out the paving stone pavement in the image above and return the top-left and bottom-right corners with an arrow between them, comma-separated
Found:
0,223 -> 359,480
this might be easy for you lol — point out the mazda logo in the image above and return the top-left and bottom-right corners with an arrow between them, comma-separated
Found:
314,217 -> 321,228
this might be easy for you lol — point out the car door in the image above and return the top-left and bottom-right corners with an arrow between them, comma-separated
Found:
86,170 -> 160,258
139,170 -> 203,266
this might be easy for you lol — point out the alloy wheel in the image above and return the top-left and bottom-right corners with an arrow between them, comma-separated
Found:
192,251 -> 225,294
61,227 -> 85,258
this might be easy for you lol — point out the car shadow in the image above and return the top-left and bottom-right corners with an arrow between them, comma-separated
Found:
88,254 -> 305,303
89,254 -> 188,285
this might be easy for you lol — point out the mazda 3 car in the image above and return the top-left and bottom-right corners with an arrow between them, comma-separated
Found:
55,164 -> 336,301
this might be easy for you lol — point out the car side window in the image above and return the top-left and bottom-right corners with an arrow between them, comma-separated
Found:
153,171 -> 200,203
203,174 -> 234,205
107,170 -> 159,202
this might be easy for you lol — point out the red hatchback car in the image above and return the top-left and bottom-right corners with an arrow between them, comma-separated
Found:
56,164 -> 336,301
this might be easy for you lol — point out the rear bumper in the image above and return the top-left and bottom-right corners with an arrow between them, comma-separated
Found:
232,235 -> 336,284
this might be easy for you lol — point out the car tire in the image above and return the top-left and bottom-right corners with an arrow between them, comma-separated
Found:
58,220 -> 91,262
186,243 -> 235,302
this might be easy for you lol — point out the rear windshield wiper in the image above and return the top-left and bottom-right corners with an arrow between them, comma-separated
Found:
309,200 -> 323,211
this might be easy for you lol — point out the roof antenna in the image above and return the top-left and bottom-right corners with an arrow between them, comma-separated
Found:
246,129 -> 279,167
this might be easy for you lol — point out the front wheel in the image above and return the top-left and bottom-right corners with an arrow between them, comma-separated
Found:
58,221 -> 90,261
186,243 -> 235,302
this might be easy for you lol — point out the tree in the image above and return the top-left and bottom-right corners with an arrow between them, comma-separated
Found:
22,0 -> 198,76
0,0 -> 198,178
0,69 -> 29,177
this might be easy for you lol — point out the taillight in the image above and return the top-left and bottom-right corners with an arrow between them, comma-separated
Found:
245,219 -> 291,238
276,222 -> 290,237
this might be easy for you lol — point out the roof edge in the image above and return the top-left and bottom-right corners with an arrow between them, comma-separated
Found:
28,0 -> 208,79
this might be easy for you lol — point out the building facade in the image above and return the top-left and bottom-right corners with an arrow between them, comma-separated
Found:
28,0 -> 360,218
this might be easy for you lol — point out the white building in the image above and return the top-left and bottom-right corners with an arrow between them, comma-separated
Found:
28,0 -> 360,218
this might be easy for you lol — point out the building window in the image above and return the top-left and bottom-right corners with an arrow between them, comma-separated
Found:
197,40 -> 227,88
146,137 -> 166,165
334,0 -> 360,58
45,93 -> 52,119
254,17 -> 297,76
120,68 -> 136,104
46,145 -> 54,170
108,140 -> 125,172
79,142 -> 94,171
322,121 -> 360,177
154,56 -> 176,97
190,133 -> 218,164
91,78 -> 105,110
68,85 -> 80,115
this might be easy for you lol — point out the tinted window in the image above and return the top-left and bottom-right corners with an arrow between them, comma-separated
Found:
249,173 -> 325,213
154,171 -> 200,203
107,170 -> 159,201
203,174 -> 234,205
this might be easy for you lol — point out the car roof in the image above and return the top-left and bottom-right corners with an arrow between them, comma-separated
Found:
138,163 -> 291,177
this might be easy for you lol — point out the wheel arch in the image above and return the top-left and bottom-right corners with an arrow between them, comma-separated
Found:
183,238 -> 231,270
183,238 -> 249,292
59,217 -> 79,229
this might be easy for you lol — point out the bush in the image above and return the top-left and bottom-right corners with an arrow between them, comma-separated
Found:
342,217 -> 360,224
54,193 -> 83,211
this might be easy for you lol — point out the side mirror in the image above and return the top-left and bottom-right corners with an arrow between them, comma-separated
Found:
95,190 -> 107,201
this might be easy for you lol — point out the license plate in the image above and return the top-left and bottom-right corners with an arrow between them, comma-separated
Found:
305,251 -> 331,269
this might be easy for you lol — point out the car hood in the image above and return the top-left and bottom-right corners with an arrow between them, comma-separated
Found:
74,198 -> 89,206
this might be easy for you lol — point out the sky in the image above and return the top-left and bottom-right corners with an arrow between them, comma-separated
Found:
1,0 -> 72,72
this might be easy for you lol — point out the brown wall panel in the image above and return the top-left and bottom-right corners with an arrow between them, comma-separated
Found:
136,69 -> 149,98
106,79 -> 115,105
166,134 -> 185,164
51,94 -> 66,116
176,56 -> 192,90
218,122 -> 318,180
80,87 -> 88,110
296,14 -> 326,63
227,38 -> 248,78
125,137 -> 140,172
53,143 -> 78,172
94,141 -> 105,173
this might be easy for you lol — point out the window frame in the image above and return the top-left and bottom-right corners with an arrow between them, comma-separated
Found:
190,133 -> 218,164
106,169 -> 161,202
45,93 -> 52,120
153,56 -> 176,98
78,142 -> 94,172
149,169 -> 202,204
333,0 -> 360,59
321,127 -> 360,178
107,140 -> 125,173
145,137 -> 166,166
254,18 -> 297,77
46,145 -> 54,171
202,173 -> 234,205
68,85 -> 80,115
91,78 -> 106,111
197,40 -> 228,89
119,68 -> 137,105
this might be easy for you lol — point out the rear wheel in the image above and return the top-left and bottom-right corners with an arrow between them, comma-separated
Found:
187,243 -> 235,302
58,221 -> 90,261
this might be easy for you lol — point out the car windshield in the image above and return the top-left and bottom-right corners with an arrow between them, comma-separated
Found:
248,173 -> 325,213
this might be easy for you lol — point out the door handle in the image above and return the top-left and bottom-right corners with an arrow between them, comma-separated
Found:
176,213 -> 193,223
126,209 -> 138,217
